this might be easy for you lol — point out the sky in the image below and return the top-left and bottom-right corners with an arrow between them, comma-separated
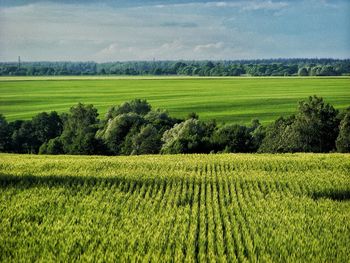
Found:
0,0 -> 349,62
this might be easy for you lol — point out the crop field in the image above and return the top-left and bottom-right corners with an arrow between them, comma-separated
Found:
0,76 -> 349,124
0,153 -> 349,262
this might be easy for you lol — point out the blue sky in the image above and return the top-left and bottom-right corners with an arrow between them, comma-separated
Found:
0,0 -> 349,61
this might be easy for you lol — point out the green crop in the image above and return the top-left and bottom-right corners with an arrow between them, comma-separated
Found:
0,76 -> 349,124
0,153 -> 349,262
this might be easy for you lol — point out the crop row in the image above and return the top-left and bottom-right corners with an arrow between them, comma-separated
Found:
0,153 -> 349,262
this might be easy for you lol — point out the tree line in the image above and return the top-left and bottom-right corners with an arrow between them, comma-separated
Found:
0,96 -> 349,155
1,59 -> 350,76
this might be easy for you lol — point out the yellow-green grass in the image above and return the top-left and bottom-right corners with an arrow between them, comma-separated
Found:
0,153 -> 349,262
0,76 -> 349,124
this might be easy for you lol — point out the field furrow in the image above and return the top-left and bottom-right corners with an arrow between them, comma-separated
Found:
0,153 -> 349,262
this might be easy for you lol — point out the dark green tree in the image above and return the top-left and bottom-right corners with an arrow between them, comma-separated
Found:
258,116 -> 297,153
292,96 -> 339,152
161,119 -> 213,154
336,108 -> 350,152
60,103 -> 101,154
249,119 -> 266,151
131,124 -> 162,155
106,99 -> 151,119
11,121 -> 38,153
259,96 -> 339,153
97,113 -> 144,155
39,137 -> 64,155
212,124 -> 254,153
144,109 -> 180,133
187,112 -> 199,120
298,67 -> 308,76
0,114 -> 11,152
31,111 -> 63,151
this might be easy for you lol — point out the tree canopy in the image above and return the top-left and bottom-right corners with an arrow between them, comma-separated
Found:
1,59 -> 349,76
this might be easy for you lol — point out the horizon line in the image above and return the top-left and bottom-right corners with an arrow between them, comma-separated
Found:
1,57 -> 350,63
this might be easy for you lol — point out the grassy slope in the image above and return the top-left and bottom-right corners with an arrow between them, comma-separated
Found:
0,77 -> 349,124
0,153 -> 349,262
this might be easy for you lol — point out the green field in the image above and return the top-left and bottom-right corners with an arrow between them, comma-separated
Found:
0,77 -> 349,124
0,153 -> 349,262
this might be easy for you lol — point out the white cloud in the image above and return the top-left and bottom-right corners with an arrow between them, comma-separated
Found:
240,1 -> 289,11
153,1 -> 289,11
194,42 -> 224,52
0,1 -> 348,61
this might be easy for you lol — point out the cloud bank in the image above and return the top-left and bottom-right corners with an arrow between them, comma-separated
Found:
0,0 -> 349,61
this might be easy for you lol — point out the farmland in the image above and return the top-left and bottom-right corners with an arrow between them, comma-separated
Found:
0,153 -> 349,262
0,76 -> 349,124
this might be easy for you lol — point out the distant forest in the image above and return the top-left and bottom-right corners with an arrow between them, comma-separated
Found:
1,59 -> 350,76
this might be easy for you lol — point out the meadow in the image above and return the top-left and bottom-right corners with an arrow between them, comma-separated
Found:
0,153 -> 349,262
0,76 -> 349,124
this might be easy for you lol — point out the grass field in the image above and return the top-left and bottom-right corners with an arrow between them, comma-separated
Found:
0,153 -> 349,262
0,76 -> 349,124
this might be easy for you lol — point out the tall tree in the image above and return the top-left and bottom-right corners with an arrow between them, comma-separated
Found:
106,99 -> 151,119
31,111 -> 63,150
96,113 -> 144,155
292,96 -> 339,152
336,108 -> 350,153
161,119 -> 214,154
60,103 -> 101,154
0,114 -> 11,152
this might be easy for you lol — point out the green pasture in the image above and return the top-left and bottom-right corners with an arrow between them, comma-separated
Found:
0,76 -> 349,124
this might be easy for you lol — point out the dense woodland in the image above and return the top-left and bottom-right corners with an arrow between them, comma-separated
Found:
0,96 -> 349,155
1,59 -> 350,76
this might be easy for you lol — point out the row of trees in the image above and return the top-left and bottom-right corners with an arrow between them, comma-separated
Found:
0,96 -> 349,155
1,59 -> 350,76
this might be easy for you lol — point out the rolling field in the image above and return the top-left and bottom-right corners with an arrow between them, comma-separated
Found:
0,153 -> 349,262
0,77 -> 349,124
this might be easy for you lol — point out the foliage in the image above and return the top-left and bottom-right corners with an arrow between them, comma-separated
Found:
250,119 -> 266,151
291,96 -> 339,152
39,137 -> 64,155
212,124 -> 254,153
97,113 -> 145,155
144,109 -> 179,133
258,116 -> 297,153
131,124 -> 162,155
298,67 -> 308,76
60,103 -> 100,155
161,118 -> 213,154
0,97 -> 348,155
336,107 -> 350,152
259,96 -> 340,153
0,114 -> 11,152
211,120 -> 265,153
187,112 -> 199,120
1,59 -> 349,76
11,120 -> 38,153
106,99 -> 151,119
31,111 -> 63,147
